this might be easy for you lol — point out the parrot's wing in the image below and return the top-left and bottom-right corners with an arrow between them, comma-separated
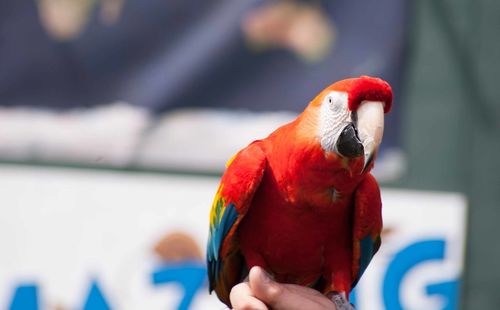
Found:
351,173 -> 382,287
207,141 -> 267,305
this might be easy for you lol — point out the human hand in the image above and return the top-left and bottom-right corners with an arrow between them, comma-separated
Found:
229,266 -> 338,310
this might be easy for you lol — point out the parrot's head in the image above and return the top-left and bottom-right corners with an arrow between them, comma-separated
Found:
311,76 -> 393,173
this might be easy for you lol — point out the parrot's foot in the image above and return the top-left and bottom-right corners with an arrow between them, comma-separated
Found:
326,292 -> 355,310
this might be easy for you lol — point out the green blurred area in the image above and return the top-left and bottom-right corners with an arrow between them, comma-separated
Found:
389,0 -> 500,308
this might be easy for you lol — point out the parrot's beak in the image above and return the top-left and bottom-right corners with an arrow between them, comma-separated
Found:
356,100 -> 385,172
335,123 -> 364,158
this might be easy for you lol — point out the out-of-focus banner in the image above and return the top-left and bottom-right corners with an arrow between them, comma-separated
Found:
0,165 -> 466,310
0,0 -> 408,180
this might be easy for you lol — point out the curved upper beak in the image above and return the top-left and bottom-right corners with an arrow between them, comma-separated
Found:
356,100 -> 385,172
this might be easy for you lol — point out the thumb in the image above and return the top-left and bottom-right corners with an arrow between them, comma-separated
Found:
248,266 -> 338,310
248,266 -> 284,307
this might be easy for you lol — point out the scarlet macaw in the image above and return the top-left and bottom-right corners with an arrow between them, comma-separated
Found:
207,76 -> 392,307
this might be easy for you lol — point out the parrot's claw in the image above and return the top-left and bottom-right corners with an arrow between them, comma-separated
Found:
327,292 -> 355,310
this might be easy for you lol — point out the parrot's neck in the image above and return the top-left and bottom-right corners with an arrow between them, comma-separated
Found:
264,120 -> 366,209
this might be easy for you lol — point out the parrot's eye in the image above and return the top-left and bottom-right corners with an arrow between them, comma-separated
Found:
328,96 -> 342,113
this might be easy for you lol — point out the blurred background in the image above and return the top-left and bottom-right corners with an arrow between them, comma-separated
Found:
0,0 -> 498,309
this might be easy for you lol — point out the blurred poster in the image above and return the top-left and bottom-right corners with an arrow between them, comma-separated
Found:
0,0 -> 407,177
0,165 -> 466,310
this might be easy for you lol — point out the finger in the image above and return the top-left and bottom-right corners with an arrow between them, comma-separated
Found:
230,282 -> 269,310
248,267 -> 335,310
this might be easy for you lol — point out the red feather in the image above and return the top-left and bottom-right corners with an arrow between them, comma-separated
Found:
208,76 -> 389,307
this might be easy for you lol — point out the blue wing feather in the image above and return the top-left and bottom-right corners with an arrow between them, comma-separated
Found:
352,235 -> 381,287
207,201 -> 238,291
205,143 -> 267,306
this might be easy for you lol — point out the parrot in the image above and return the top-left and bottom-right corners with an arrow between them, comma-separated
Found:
207,76 -> 392,308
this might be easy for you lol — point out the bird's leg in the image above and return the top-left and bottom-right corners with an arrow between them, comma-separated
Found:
322,269 -> 351,295
322,269 -> 355,309
326,291 -> 355,310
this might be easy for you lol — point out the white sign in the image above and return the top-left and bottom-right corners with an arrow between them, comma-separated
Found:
0,165 -> 466,310
354,189 -> 466,310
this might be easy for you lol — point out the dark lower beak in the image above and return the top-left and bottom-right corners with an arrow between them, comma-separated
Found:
336,123 -> 364,158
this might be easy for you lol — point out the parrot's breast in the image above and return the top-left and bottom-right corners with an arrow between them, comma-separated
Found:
237,129 -> 364,288
238,169 -> 354,286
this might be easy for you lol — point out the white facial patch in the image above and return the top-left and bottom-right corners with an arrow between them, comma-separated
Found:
318,91 -> 351,153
